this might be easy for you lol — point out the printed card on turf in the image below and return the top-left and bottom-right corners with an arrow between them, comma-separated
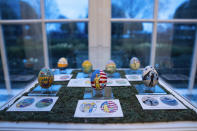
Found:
54,74 -> 72,81
125,74 -> 142,81
136,95 -> 187,110
74,99 -> 123,118
67,78 -> 130,87
67,78 -> 91,87
7,96 -> 58,111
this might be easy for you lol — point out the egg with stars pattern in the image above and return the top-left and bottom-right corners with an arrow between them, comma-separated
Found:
142,66 -> 158,87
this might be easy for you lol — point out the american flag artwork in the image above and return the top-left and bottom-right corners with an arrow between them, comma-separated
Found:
91,70 -> 107,90
100,101 -> 118,113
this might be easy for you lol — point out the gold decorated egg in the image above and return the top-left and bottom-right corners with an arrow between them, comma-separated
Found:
38,68 -> 54,89
82,60 -> 92,74
57,57 -> 68,69
105,60 -> 116,74
130,57 -> 140,70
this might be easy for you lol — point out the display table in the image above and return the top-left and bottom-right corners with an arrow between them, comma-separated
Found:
0,70 -> 197,130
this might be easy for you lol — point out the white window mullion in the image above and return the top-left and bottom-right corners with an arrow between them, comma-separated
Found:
0,25 -> 12,93
88,0 -> 111,69
188,28 -> 197,92
40,0 -> 49,68
150,0 -> 158,66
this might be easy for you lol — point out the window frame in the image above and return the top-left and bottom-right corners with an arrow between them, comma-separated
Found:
0,0 -> 197,99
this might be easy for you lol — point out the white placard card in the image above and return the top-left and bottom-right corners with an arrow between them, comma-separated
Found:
67,78 -> 130,87
74,99 -> 123,118
7,96 -> 58,112
107,78 -> 130,86
54,74 -> 73,81
67,78 -> 91,87
125,74 -> 142,81
136,95 -> 187,110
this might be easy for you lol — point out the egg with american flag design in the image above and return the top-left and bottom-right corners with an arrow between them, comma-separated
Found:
91,70 -> 107,90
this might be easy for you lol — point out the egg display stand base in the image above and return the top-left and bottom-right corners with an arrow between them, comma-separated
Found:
53,69 -> 72,75
28,85 -> 62,96
76,72 -> 91,78
124,69 -> 142,75
106,72 -> 121,78
83,87 -> 114,99
135,84 -> 167,94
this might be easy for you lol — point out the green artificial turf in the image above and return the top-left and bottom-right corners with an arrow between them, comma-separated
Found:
0,70 -> 197,123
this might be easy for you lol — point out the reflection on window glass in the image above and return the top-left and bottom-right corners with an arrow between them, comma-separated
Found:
111,22 -> 152,68
0,51 -> 5,89
156,23 -> 196,78
0,0 -> 40,19
158,0 -> 197,19
3,24 -> 44,90
185,72 -> 197,107
0,51 -> 8,107
45,0 -> 88,19
111,0 -> 154,19
156,23 -> 196,106
47,22 -> 88,68
0,51 -> 10,107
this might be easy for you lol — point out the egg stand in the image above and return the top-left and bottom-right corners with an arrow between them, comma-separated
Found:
143,85 -> 156,93
58,67 -> 67,74
84,87 -> 113,99
40,86 -> 53,95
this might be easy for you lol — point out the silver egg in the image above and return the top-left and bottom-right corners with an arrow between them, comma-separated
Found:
142,66 -> 159,87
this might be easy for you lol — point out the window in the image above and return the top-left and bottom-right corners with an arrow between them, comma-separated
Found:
47,22 -> 88,68
0,0 -> 41,19
0,0 -> 89,108
111,22 -> 152,67
0,0 -> 197,109
111,0 -> 154,19
111,0 -> 197,107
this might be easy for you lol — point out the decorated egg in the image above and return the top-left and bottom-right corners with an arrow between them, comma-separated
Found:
130,57 -> 140,70
142,66 -> 158,87
57,57 -> 68,69
91,70 -> 107,90
38,68 -> 54,89
105,60 -> 116,74
82,60 -> 92,74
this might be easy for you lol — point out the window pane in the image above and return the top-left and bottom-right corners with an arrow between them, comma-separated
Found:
111,0 -> 154,19
0,0 -> 40,19
185,72 -> 197,107
156,23 -> 196,105
158,0 -> 197,19
111,22 -> 152,67
0,51 -> 5,89
45,0 -> 88,19
156,23 -> 196,79
2,24 -> 44,90
0,51 -> 8,107
47,22 -> 88,68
